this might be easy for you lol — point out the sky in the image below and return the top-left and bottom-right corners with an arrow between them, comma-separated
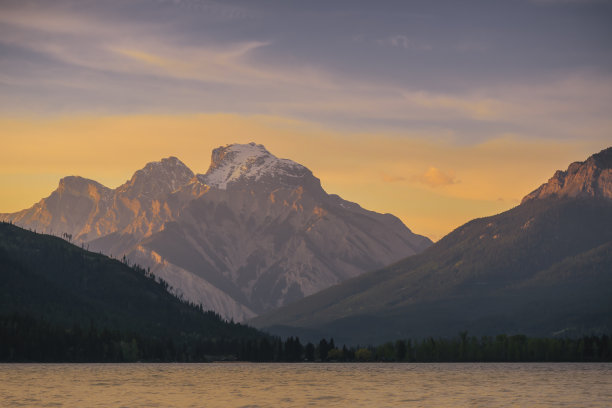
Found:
1,0 -> 611,240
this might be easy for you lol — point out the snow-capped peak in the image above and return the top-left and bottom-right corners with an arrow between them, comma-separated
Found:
198,142 -> 308,189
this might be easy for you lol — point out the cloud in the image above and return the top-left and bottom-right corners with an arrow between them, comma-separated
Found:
1,0 -> 611,148
417,167 -> 458,188
401,91 -> 504,120
0,4 -> 331,91
107,41 -> 274,86
0,6 -> 109,36
157,0 -> 253,20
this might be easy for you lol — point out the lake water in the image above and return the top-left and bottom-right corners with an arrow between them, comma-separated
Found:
1,363 -> 610,407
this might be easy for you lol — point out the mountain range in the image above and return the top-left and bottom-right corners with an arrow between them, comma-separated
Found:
0,143 -> 431,321
252,147 -> 612,344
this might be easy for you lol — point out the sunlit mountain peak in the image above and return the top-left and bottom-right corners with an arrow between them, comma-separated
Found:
198,142 -> 308,190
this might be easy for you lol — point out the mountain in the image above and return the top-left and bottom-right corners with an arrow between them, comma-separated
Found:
0,222 -> 262,343
3,157 -> 194,244
0,157 -> 250,320
252,147 -> 612,344
1,143 -> 431,320
522,146 -> 612,202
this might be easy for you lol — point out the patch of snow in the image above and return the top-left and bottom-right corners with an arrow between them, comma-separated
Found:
198,143 -> 306,189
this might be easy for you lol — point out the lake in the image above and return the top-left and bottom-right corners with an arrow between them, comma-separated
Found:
1,362 -> 610,407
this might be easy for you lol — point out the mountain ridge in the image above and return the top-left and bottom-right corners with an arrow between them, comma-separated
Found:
252,147 -> 612,344
522,146 -> 612,203
1,143 -> 432,321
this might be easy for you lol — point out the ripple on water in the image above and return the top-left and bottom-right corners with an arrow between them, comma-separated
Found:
0,363 -> 611,408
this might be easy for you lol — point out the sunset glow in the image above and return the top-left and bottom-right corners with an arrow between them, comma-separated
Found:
1,0 -> 610,240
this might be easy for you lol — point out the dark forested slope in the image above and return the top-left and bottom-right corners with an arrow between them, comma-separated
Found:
254,148 -> 612,344
254,196 -> 612,344
0,222 -> 263,360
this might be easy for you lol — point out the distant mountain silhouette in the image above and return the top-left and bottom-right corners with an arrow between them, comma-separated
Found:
253,147 -> 612,344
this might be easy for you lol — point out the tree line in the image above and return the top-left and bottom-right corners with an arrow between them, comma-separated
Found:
2,314 -> 610,362
239,332 -> 612,363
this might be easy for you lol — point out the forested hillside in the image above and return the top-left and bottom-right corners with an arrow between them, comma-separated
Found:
0,222 -> 263,361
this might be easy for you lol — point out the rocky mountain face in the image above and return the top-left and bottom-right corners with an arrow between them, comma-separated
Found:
253,147 -> 612,344
522,146 -> 612,203
1,143 -> 431,321
4,157 -> 194,243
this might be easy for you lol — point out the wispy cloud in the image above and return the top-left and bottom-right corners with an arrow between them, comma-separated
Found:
401,91 -> 504,120
157,0 -> 253,20
0,4 -> 335,90
1,0 -> 611,147
107,41 -> 274,86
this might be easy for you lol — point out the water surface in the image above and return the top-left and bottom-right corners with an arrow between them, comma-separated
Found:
1,363 -> 610,407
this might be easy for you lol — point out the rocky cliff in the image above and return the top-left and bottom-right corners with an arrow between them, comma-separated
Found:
522,147 -> 612,203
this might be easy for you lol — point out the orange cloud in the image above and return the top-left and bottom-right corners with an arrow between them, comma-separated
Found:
417,167 -> 458,188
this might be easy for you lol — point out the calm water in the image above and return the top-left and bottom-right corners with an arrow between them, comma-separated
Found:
1,363 -> 610,407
